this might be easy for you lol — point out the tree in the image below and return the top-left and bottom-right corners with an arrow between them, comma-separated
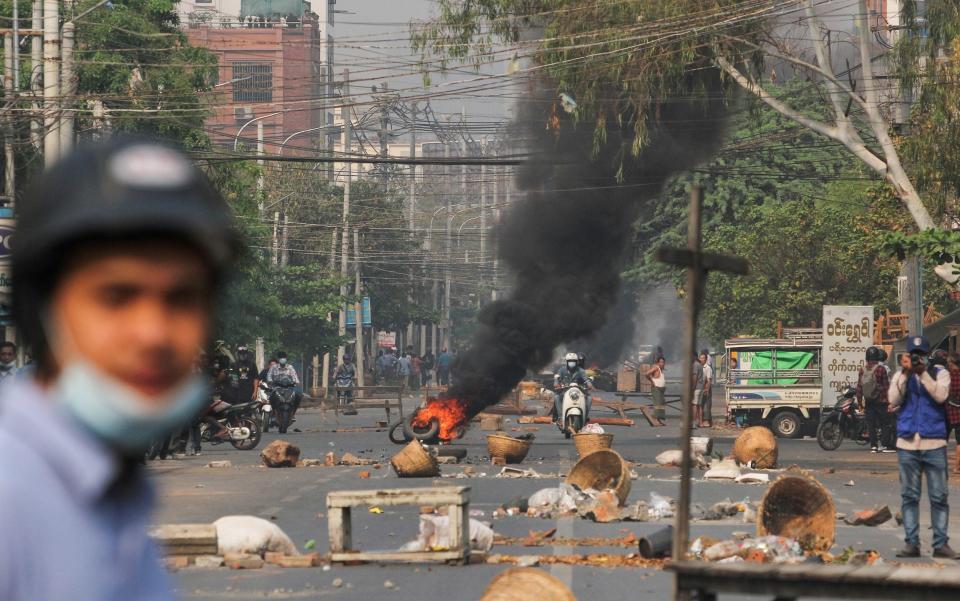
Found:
413,0 -> 941,231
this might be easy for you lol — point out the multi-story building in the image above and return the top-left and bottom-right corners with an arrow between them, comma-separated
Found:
180,0 -> 338,154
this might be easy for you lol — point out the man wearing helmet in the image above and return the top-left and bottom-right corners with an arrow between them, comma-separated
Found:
333,354 -> 358,415
857,346 -> 892,453
552,352 -> 592,422
0,139 -> 240,600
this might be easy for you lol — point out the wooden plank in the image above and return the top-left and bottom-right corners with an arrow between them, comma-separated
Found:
331,550 -> 464,563
148,524 -> 217,546
327,487 -> 469,508
328,507 -> 351,553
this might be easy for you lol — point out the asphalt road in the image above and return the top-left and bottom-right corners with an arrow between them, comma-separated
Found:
150,393 -> 960,600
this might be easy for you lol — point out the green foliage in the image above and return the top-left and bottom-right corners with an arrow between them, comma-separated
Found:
412,0 -> 767,162
699,196 -> 902,342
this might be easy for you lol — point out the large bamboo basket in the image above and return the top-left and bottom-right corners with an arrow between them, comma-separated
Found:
573,432 -> 614,458
565,449 -> 632,505
487,434 -> 532,464
390,439 -> 440,477
479,568 -> 576,601
758,474 -> 835,552
733,426 -> 778,469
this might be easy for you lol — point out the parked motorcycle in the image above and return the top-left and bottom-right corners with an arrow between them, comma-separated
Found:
267,375 -> 298,434
816,386 -> 869,451
557,383 -> 589,438
256,383 -> 274,432
202,401 -> 262,450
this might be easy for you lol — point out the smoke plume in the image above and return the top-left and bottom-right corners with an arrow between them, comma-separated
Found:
448,73 -> 729,416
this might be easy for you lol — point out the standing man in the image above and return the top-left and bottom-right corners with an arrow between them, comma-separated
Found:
397,352 -> 411,392
233,345 -> 260,404
697,352 -> 713,428
437,347 -> 454,386
692,352 -> 705,428
0,139 -> 239,600
889,336 -> 958,559
0,341 -> 19,383
646,355 -> 667,422
857,346 -> 892,453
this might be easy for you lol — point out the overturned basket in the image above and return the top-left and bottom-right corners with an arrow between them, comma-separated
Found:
390,439 -> 440,478
733,426 -> 778,469
758,473 -> 835,553
565,449 -> 632,505
487,434 -> 533,464
573,432 -> 614,458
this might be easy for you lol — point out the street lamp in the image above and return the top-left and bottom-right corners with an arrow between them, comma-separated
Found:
456,216 -> 480,260
233,112 -> 282,152
278,124 -> 344,156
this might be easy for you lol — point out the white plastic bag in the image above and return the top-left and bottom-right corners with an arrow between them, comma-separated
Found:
581,423 -> 605,434
655,450 -> 684,466
401,515 -> 494,552
649,492 -> 674,519
214,515 -> 298,556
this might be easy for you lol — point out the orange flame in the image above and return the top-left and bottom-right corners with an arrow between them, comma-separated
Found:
411,397 -> 469,442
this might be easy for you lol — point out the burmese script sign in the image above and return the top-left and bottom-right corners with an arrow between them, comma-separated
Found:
821,305 -> 874,404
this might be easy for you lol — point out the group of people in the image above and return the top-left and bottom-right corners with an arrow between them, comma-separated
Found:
643,349 -> 714,426
373,346 -> 456,390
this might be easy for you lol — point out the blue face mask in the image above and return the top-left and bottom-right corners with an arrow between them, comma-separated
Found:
53,361 -> 209,454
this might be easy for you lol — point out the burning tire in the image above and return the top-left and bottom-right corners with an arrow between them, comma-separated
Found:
401,414 -> 440,443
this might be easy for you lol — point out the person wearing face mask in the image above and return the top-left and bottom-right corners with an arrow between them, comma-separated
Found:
268,351 -> 302,419
0,341 -> 19,382
552,352 -> 592,422
0,138 -> 240,601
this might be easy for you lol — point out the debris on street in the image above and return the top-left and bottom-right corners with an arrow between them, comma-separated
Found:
149,524 -> 218,557
692,535 -> 803,564
479,567 -> 576,601
566,449 -> 632,505
758,474 -> 835,552
206,460 -> 233,469
390,439 -> 440,477
214,515 -> 299,556
487,433 -> 534,464
843,506 -> 892,526
638,525 -> 673,558
398,514 -> 494,553
260,440 -> 301,468
733,426 -> 778,469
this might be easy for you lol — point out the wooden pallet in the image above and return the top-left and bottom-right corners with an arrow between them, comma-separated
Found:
327,486 -> 471,565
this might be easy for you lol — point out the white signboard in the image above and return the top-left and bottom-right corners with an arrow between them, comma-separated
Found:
377,331 -> 396,349
821,305 -> 873,404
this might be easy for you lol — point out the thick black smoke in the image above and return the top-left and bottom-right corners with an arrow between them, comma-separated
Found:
447,73 -> 729,416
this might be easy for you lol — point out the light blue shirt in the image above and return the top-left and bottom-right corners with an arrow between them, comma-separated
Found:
0,380 -> 173,601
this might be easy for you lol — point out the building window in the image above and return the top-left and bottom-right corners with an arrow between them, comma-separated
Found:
232,62 -> 273,103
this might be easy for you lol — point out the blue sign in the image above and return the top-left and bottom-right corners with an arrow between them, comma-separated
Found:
346,296 -> 372,327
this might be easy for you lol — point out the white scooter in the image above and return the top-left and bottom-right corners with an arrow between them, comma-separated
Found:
557,383 -> 590,438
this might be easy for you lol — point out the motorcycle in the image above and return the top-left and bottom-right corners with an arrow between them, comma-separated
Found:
268,375 -> 299,434
256,383 -> 274,432
557,383 -> 589,438
816,385 -> 869,451
335,374 -> 357,416
201,400 -> 262,450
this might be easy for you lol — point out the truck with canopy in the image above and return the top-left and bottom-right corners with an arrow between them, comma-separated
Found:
721,333 -> 822,438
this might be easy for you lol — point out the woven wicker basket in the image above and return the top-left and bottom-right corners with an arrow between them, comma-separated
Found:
390,439 -> 440,477
480,568 -> 577,601
758,474 -> 835,552
733,426 -> 778,469
565,449 -> 632,505
487,434 -> 532,464
573,432 -> 614,458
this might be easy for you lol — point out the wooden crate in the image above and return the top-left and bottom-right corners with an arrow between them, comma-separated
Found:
327,486 -> 471,565
617,367 -> 638,393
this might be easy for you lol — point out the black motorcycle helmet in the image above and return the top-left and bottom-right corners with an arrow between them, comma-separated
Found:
865,346 -> 883,362
13,137 -> 241,371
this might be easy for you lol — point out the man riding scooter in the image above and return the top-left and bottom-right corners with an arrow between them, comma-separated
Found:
267,351 -> 302,423
334,355 -> 358,415
552,352 -> 593,426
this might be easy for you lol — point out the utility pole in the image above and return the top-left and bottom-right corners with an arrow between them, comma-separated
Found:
479,140 -> 487,304
354,228 -> 365,388
279,212 -> 289,267
256,121 -> 264,210
42,0 -> 59,166
270,210 -> 280,266
442,140 -> 452,350
321,227 -> 338,397
3,34 -> 15,203
59,21 -> 75,154
338,68 -> 351,366
491,143 -> 499,302
30,0 -> 41,149
409,101 -> 425,356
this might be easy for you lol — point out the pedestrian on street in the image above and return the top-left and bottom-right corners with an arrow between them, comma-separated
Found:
0,138 -> 239,600
646,355 -> 667,421
888,336 -> 958,559
0,341 -> 19,384
857,346 -> 893,453
947,352 -> 960,473
437,347 -> 454,386
397,352 -> 411,392
409,353 -> 422,391
697,352 -> 713,428
422,350 -> 435,387
692,353 -> 705,428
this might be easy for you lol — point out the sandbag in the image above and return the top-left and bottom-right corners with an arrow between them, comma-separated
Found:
399,514 -> 494,552
213,515 -> 298,556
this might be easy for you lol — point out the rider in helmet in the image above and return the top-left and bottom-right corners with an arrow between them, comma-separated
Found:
334,354 -> 358,414
0,137 -> 239,600
552,352 -> 592,423
267,351 -> 302,419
